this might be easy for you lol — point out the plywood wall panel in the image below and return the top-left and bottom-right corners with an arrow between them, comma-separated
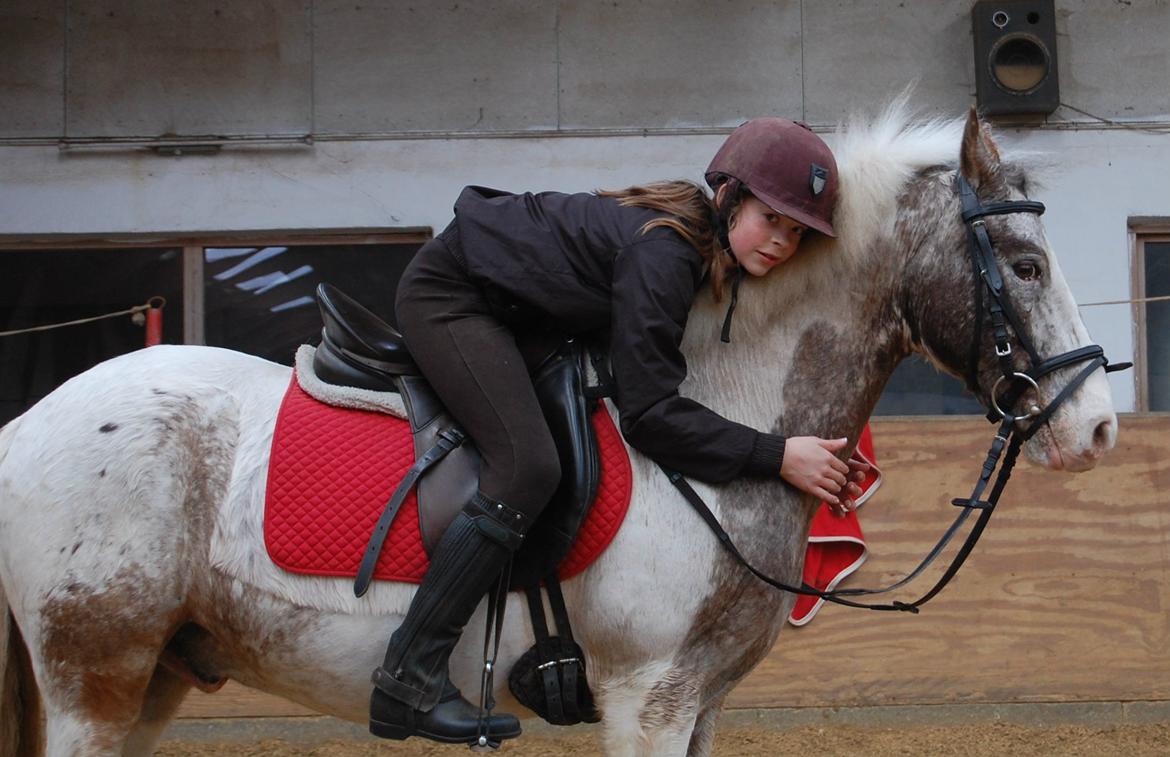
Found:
177,415 -> 1170,719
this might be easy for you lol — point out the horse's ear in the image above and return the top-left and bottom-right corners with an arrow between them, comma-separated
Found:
960,105 -> 1002,189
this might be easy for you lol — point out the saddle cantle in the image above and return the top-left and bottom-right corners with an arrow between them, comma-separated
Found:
315,283 -> 419,386
311,283 -> 602,590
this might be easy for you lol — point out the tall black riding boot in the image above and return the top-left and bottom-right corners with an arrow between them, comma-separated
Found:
369,492 -> 528,744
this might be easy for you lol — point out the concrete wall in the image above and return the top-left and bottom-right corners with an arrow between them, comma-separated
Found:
4,1 -> 1168,136
1,1 -> 1168,410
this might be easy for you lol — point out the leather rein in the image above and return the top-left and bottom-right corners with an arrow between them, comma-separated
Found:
663,173 -> 1131,613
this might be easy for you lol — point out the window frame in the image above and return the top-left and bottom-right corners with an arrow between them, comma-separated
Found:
1132,226 -> 1170,412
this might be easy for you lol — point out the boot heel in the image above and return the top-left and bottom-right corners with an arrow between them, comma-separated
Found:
368,718 -> 413,741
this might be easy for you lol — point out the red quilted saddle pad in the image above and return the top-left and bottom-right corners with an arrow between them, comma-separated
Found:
264,374 -> 633,584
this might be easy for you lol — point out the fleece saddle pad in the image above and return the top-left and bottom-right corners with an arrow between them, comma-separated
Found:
264,374 -> 633,584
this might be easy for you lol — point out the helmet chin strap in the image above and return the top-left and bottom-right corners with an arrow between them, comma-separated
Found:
720,264 -> 745,344
710,184 -> 744,344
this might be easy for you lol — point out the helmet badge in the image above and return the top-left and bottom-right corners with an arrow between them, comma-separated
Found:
810,164 -> 829,197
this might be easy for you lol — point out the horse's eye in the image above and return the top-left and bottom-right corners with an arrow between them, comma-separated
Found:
1013,261 -> 1041,281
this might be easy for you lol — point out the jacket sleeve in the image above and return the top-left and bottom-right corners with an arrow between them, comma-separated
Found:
610,237 -> 787,484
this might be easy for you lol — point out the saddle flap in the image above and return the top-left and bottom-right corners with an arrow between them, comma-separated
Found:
398,375 -> 483,553
408,341 -> 603,584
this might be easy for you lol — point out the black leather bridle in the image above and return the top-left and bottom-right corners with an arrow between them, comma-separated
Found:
955,173 -> 1127,440
664,172 -> 1131,613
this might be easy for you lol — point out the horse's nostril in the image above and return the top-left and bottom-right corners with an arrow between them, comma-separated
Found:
1093,418 -> 1115,452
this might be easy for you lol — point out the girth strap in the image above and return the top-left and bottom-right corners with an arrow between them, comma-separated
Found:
525,582 -> 565,723
353,426 -> 467,597
504,566 -> 599,727
544,573 -> 582,719
521,571 -> 587,724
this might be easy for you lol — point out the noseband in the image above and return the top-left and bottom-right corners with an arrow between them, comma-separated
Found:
662,173 -> 1131,614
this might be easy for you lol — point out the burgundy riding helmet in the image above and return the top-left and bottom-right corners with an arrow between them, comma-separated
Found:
705,118 -> 839,237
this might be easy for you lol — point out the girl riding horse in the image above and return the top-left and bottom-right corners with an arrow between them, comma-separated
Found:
371,117 -> 871,744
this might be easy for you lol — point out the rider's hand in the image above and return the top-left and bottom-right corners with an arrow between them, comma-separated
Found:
839,447 -> 872,514
780,437 -> 852,513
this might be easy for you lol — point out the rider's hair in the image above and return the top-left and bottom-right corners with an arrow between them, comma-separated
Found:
597,180 -> 741,303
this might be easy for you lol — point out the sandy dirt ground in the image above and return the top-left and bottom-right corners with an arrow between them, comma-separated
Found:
158,722 -> 1170,756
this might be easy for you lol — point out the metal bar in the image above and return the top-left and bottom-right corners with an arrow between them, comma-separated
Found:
0,116 -> 1164,150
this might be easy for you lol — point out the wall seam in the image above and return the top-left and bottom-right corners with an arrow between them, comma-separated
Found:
799,0 -> 806,123
61,0 -> 69,138
308,0 -> 316,137
555,3 -> 562,131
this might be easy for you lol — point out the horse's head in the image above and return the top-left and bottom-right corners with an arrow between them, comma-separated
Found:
902,108 -> 1117,471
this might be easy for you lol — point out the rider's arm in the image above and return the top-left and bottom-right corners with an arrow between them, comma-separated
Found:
609,236 -> 786,484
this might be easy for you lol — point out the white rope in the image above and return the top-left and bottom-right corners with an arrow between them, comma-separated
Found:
0,294 -> 1158,336
1079,294 -> 1170,308
0,298 -> 163,338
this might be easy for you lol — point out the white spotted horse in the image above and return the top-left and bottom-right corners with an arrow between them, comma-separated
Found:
0,104 -> 1122,756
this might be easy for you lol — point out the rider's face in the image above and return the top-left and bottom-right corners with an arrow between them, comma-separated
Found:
727,195 -> 807,277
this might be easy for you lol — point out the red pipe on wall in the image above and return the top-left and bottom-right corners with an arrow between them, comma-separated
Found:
145,297 -> 165,347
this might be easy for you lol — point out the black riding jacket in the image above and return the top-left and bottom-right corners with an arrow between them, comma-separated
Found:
453,185 -> 786,484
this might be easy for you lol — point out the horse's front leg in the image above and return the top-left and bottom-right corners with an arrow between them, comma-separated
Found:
598,663 -> 700,756
686,693 -> 727,757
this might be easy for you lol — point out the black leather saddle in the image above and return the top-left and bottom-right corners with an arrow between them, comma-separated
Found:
311,283 -> 601,590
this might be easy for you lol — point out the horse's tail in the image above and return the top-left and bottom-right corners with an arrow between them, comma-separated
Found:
0,420 -> 44,756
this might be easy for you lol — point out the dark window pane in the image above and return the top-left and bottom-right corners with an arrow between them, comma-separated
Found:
1146,241 -> 1170,411
0,248 -> 183,425
203,243 -> 421,364
874,354 -> 984,416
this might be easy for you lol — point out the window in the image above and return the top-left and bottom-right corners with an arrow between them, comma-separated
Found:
1138,236 -> 1170,411
0,233 -> 425,426
873,355 -> 984,416
201,240 -> 421,365
0,247 -> 183,425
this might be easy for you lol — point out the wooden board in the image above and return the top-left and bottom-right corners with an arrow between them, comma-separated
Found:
732,413 -> 1170,709
179,682 -> 316,719
178,414 -> 1170,719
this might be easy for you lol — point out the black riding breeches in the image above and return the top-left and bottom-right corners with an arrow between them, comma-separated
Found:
394,225 -> 561,520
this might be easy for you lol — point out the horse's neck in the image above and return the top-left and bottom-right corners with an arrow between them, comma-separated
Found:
639,263 -> 910,646
681,250 -> 908,449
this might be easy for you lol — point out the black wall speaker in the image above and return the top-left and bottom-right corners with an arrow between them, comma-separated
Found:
972,0 -> 1059,116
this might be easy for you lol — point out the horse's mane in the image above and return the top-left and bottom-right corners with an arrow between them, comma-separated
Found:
693,98 -> 969,348
831,96 -> 966,270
